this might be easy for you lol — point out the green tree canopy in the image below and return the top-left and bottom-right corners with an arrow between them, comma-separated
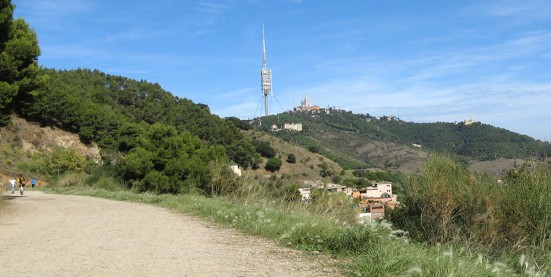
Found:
28,69 -> 260,168
253,140 -> 276,158
0,0 -> 43,124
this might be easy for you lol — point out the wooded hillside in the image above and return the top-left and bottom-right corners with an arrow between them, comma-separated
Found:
256,109 -> 551,170
22,68 -> 259,169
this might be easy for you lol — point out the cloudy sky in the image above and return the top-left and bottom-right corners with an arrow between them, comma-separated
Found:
13,0 -> 551,141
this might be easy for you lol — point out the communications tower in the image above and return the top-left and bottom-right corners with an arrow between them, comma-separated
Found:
260,26 -> 272,117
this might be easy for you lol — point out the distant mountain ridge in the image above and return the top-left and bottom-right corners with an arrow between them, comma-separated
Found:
253,109 -> 551,171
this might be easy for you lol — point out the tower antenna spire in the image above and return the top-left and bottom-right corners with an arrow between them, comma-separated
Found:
262,25 -> 267,68
260,25 -> 272,117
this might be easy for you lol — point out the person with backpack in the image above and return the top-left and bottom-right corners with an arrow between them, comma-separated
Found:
17,175 -> 25,195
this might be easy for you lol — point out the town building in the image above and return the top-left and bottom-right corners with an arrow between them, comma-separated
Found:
359,181 -> 393,198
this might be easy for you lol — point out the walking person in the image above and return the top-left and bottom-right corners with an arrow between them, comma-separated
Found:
31,178 -> 36,190
17,175 -> 25,195
9,177 -> 16,194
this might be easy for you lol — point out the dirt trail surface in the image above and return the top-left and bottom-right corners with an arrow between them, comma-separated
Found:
0,191 -> 336,276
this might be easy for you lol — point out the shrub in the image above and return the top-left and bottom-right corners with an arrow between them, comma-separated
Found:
207,161 -> 241,196
85,165 -> 122,191
286,153 -> 296,163
274,183 -> 301,202
307,146 -> 319,153
391,155 -> 487,243
498,163 -> 551,256
33,147 -> 89,177
391,155 -> 551,268
319,162 -> 333,177
265,157 -> 282,172
254,140 -> 276,158
310,190 -> 358,224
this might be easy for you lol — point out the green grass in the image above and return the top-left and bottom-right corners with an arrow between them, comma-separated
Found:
44,175 -> 536,276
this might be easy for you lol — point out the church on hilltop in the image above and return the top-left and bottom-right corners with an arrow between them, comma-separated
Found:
294,95 -> 320,112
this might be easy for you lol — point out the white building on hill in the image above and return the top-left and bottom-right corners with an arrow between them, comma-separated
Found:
283,123 -> 302,131
360,181 -> 393,198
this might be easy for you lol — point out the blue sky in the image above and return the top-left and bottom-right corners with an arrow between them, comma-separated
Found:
13,0 -> 551,141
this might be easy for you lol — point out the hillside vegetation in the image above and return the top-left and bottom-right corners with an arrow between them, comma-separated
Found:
242,130 -> 343,180
11,68 -> 281,194
2,1 -> 550,274
4,115 -> 551,275
256,110 -> 551,172
0,116 -> 100,179
23,69 -> 259,168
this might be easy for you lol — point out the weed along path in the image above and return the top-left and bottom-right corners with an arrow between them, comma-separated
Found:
0,191 -> 335,276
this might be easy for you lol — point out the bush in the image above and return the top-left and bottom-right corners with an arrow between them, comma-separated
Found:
85,166 -> 122,191
32,147 -> 89,177
310,190 -> 358,224
265,157 -> 282,172
254,140 -> 276,158
207,161 -> 241,196
391,155 -> 551,268
307,146 -> 319,153
498,163 -> 551,256
319,162 -> 333,177
391,155 -> 488,243
274,183 -> 301,202
286,153 -> 296,163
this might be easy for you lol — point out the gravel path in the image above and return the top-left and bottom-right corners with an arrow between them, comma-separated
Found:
0,191 -> 337,276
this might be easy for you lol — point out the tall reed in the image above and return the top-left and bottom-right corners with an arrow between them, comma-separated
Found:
392,155 -> 551,271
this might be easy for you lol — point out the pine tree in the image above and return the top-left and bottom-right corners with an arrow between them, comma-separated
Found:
0,0 -> 43,124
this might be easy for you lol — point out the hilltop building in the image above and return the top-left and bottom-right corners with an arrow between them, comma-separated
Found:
463,118 -> 477,125
294,95 -> 320,112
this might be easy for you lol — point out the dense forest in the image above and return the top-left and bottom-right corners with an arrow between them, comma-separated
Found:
25,69 -> 258,165
256,109 -> 551,169
17,68 -> 265,193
